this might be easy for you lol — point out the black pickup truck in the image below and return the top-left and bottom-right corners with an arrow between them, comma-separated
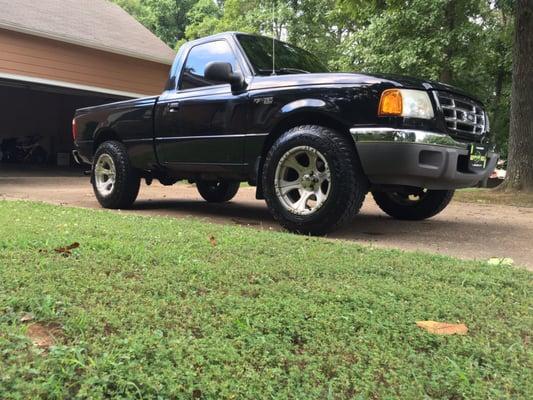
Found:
73,32 -> 498,235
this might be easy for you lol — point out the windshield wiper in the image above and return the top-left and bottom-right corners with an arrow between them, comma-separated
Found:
258,68 -> 311,75
277,68 -> 310,74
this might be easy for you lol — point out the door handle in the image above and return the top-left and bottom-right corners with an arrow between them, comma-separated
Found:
167,102 -> 180,112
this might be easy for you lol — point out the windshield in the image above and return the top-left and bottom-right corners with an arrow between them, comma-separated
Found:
237,34 -> 329,75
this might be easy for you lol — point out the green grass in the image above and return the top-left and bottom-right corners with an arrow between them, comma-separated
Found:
0,201 -> 531,399
455,188 -> 533,208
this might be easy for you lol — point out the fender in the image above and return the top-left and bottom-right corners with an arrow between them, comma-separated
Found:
273,96 -> 347,138
252,98 -> 350,198
93,125 -> 118,146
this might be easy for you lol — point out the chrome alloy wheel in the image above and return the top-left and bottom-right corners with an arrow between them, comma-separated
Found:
94,154 -> 116,197
274,146 -> 331,215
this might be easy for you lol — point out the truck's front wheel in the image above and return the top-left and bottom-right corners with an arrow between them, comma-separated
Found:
372,189 -> 454,220
92,141 -> 140,209
262,125 -> 368,235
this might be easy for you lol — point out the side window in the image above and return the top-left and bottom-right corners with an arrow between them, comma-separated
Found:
180,41 -> 240,90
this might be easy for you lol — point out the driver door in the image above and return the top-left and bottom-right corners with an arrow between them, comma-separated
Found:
155,40 -> 249,173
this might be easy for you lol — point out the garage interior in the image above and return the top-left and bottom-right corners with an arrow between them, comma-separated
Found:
0,78 -> 126,169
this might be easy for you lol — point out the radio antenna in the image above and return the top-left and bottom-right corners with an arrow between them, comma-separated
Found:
272,0 -> 276,75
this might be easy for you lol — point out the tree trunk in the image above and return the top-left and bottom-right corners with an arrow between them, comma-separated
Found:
440,1 -> 456,83
490,66 -> 505,143
501,0 -> 533,191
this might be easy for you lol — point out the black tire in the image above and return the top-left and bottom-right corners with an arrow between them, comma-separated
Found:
92,141 -> 140,209
372,189 -> 454,220
196,180 -> 240,203
262,125 -> 368,235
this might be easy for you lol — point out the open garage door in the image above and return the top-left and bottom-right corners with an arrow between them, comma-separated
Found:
0,78 -> 127,169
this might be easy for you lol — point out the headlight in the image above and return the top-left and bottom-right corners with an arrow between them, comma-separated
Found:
378,89 -> 435,119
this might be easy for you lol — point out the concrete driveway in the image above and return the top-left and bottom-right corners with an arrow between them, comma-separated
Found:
1,168 -> 532,269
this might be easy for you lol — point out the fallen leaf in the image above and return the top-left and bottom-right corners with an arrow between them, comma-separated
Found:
416,321 -> 468,335
487,257 -> 514,266
27,323 -> 62,349
20,313 -> 34,323
209,235 -> 217,247
54,242 -> 80,256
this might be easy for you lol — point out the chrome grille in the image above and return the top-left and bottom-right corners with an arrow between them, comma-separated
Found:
435,92 -> 487,141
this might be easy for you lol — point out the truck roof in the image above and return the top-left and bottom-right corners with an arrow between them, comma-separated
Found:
183,31 -> 273,47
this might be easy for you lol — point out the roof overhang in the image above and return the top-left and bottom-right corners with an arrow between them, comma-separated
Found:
0,21 -> 174,66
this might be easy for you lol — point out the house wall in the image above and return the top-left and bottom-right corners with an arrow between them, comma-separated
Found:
0,28 -> 171,96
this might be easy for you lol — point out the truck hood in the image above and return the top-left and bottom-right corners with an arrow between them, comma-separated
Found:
249,72 -> 479,103
368,73 -> 475,99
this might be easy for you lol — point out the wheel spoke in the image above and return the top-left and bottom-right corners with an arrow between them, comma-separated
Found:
278,180 -> 302,195
293,190 -> 313,212
316,171 -> 330,184
283,156 -> 306,176
308,151 -> 318,171
315,188 -> 327,205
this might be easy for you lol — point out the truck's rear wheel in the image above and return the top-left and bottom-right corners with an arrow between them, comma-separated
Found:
92,141 -> 140,209
262,125 -> 368,235
196,180 -> 240,203
372,189 -> 454,220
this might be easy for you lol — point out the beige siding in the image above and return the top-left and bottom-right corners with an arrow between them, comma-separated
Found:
0,28 -> 171,95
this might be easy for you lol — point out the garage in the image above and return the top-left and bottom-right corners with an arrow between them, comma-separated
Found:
0,79 -> 124,166
0,0 -> 175,169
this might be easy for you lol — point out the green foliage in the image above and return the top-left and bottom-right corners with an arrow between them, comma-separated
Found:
184,0 -> 222,44
111,0 -> 197,47
111,0 -> 514,156
0,201 -> 532,398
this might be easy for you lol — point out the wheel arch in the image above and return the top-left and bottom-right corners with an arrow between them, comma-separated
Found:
254,110 -> 356,199
93,128 -> 122,154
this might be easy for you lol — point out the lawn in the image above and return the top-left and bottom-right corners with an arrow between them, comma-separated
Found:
455,188 -> 533,208
0,201 -> 531,399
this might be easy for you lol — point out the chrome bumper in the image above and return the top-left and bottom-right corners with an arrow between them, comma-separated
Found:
350,127 -> 475,149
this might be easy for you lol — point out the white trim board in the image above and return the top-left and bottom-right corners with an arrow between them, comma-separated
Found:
0,72 -> 145,98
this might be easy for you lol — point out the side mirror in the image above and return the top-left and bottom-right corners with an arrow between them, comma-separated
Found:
204,61 -> 246,92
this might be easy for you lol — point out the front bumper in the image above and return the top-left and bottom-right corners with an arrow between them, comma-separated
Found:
350,128 -> 498,190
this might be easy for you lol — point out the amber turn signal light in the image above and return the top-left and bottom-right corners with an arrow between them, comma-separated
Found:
378,89 -> 403,116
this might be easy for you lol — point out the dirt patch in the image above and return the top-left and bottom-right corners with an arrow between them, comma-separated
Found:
26,323 -> 63,349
